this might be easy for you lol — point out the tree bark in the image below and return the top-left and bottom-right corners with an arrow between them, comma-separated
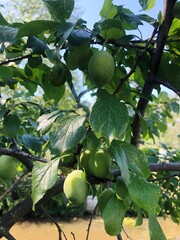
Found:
131,0 -> 177,146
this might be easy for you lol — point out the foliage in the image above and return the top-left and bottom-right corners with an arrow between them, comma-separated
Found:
0,0 -> 180,239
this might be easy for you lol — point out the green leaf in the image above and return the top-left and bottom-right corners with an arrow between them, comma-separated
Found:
17,20 -> 58,37
0,13 -> 8,26
157,53 -> 180,89
149,215 -> 167,240
136,209 -> 143,226
118,141 -> 150,179
170,102 -> 179,114
139,0 -> 156,11
121,13 -> 143,29
21,134 -> 42,153
56,22 -> 75,48
27,36 -> 48,55
89,90 -> 129,143
168,18 -> 180,38
115,176 -> 131,205
100,19 -> 125,40
42,80 -> 65,104
108,140 -> 130,184
0,66 -> 13,78
49,113 -> 86,154
172,2 -> 180,19
128,174 -> 160,214
98,188 -> 115,213
138,14 -> 156,25
98,189 -> 126,236
43,0 -> 74,22
100,0 -> 118,19
31,159 -> 60,210
0,25 -> 18,43
68,29 -> 91,47
37,110 -> 61,134
3,113 -> 21,137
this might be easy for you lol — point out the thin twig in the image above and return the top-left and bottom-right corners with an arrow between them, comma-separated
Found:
4,232 -> 16,240
122,227 -> 133,240
86,204 -> 98,240
113,53 -> 142,95
117,233 -> 123,240
41,207 -> 67,240
113,27 -> 158,95
149,173 -> 180,182
0,172 -> 28,201
0,53 -> 32,66
71,232 -> 76,240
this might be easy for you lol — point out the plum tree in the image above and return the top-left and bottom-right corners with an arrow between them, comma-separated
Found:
0,0 -> 179,239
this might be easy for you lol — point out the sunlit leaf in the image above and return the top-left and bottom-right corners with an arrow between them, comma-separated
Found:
37,110 -> 61,134
100,0 -> 118,19
31,159 -> 60,210
100,19 -> 125,40
139,0 -> 156,11
49,113 -> 86,154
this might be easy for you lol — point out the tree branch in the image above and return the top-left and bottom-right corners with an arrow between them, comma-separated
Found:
154,77 -> 180,96
131,0 -> 177,146
113,27 -> 158,95
0,172 -> 28,202
86,204 -> 97,240
0,160 -> 179,238
0,178 -> 64,238
149,163 -> 180,172
0,147 -> 49,171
